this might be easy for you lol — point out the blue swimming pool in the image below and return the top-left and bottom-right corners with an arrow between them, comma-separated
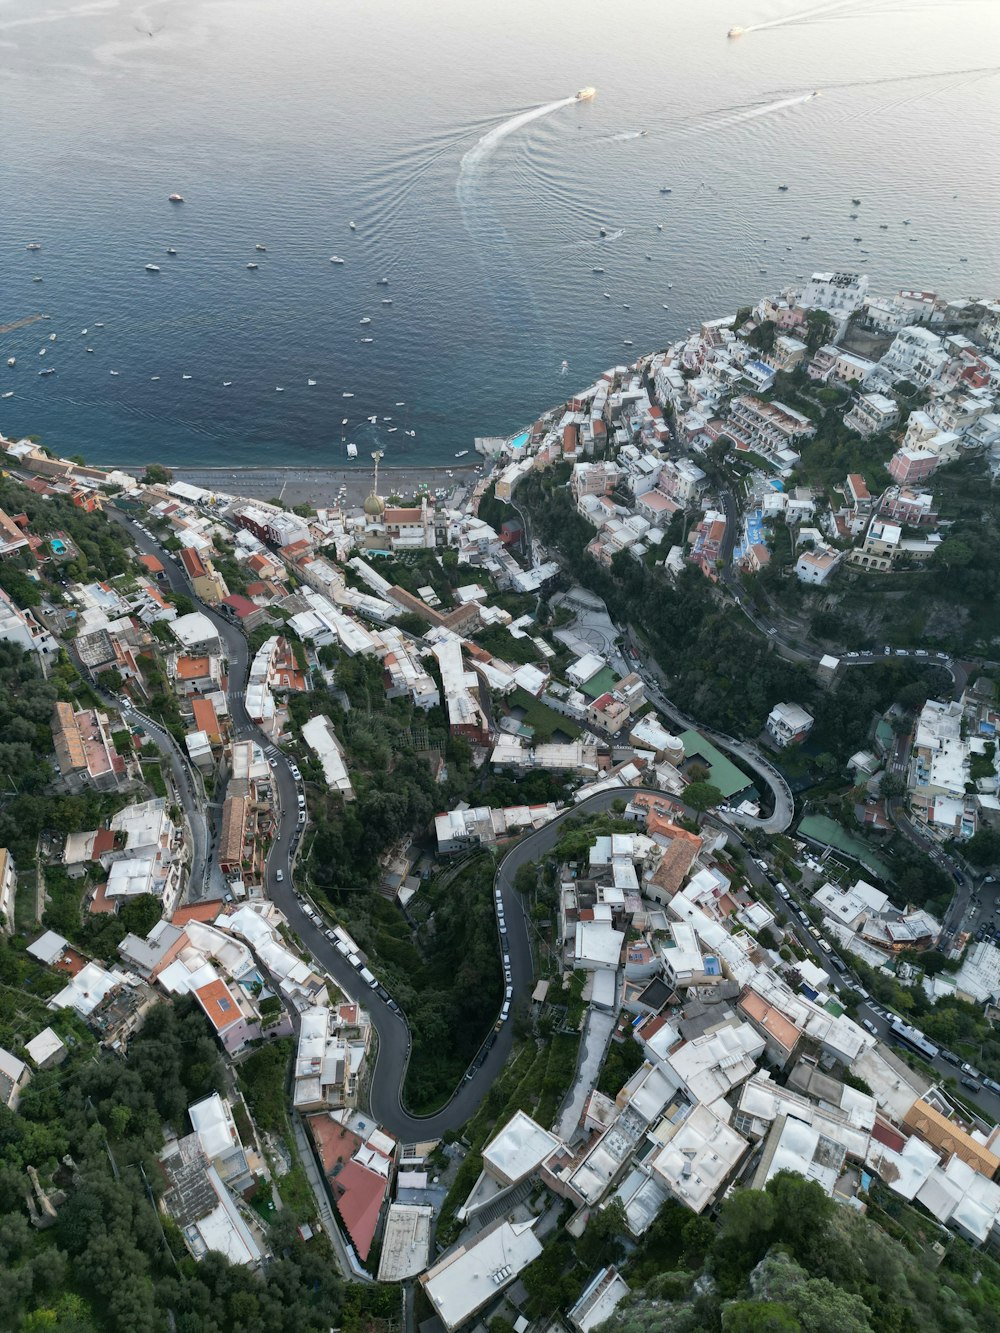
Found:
510,430 -> 530,450
50,537 -> 66,554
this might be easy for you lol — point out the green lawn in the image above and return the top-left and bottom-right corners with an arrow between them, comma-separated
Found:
507,688 -> 581,741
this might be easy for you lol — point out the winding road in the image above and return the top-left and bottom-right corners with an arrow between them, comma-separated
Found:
107,502 -> 985,1141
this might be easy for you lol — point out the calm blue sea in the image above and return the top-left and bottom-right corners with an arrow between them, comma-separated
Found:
1,0 -> 998,469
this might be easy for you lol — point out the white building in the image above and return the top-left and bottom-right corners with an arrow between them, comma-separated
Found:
0,847 -> 15,933
301,715 -> 354,799
766,702 -> 814,748
420,1219 -> 543,1331
169,612 -> 222,656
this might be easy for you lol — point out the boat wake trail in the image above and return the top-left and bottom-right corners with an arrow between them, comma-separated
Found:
697,91 -> 818,131
742,0 -> 865,33
457,96 -> 576,204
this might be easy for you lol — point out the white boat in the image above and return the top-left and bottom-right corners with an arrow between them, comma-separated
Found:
95,323 -> 104,328
360,336 -> 374,343
382,298 -> 392,305
406,429 -> 415,437
167,248 -> 177,256
455,450 -> 469,458
359,316 -> 371,325
6,358 -> 14,367
377,277 -> 389,286
603,292 -> 611,299
168,193 -> 184,203
182,373 -> 192,380
728,26 -> 744,38
342,392 -> 354,398
151,376 -> 160,381
330,256 -> 345,264
368,414 -> 378,424
592,266 -> 604,273
85,347 -> 94,353
38,348 -> 46,357
255,243 -> 267,252
26,242 -> 42,251
223,380 -> 232,386
347,443 -> 357,458
145,263 -> 161,273
246,262 -> 258,270
275,386 -> 284,392
348,220 -> 356,230
395,401 -> 405,406
623,339 -> 633,346
1,391 -> 13,399
656,223 -> 663,230
81,329 -> 87,334
39,368 -> 55,376
576,87 -> 597,100
662,303 -> 669,309
32,276 -> 43,282
307,378 -> 317,385
49,333 -> 56,341
622,303 -> 630,309
109,370 -> 119,376
388,427 -> 398,433
341,417 -> 348,426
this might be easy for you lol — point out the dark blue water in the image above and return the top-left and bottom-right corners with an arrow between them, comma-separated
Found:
1,0 -> 998,468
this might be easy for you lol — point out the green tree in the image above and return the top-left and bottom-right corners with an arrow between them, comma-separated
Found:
684,780 -> 724,824
141,464 -> 172,485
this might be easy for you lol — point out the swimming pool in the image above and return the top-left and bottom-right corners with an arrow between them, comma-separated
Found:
50,537 -> 66,554
510,429 -> 529,450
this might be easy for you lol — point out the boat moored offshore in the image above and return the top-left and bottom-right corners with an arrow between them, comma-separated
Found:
576,86 -> 597,100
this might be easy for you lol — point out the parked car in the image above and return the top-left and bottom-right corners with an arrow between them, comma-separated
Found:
862,1019 -> 878,1035
275,869 -> 284,882
961,1077 -> 981,1094
940,1050 -> 961,1066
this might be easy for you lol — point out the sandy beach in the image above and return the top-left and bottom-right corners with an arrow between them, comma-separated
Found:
169,462 -> 488,510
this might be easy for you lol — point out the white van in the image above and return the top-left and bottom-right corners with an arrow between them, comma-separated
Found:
359,967 -> 378,989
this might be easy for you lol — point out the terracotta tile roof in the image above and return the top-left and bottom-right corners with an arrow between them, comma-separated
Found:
194,979 -> 241,1032
191,697 -> 221,736
139,553 -> 165,574
171,900 -> 225,925
180,546 -> 208,578
176,655 -> 211,680
329,1159 -> 386,1261
737,989 -> 800,1053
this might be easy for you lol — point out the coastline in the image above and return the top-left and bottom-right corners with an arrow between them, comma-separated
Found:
167,462 -> 487,508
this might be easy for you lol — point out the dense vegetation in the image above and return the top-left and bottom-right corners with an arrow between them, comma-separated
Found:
590,1171 -> 1000,1333
0,997 -> 346,1332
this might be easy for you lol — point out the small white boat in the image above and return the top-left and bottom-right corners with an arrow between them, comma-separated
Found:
622,303 -> 630,309
341,417 -> 348,426
377,277 -> 389,286
645,253 -> 652,260
85,347 -> 94,353
81,329 -> 87,334
182,374 -> 192,380
592,266 -> 605,274
39,368 -> 55,376
346,443 -> 358,459
656,223 -> 663,231
348,220 -> 357,230
330,255 -> 345,264
360,336 -> 374,343
1,391 -> 13,399
26,242 -> 42,251
307,378 -> 317,385
151,375 -> 160,381
576,87 -> 597,100
359,316 -> 371,325
96,323 -> 104,327
246,262 -> 258,270
223,381 -> 232,386
368,414 -> 378,424
382,298 -> 392,305
395,401 -> 405,406
168,193 -> 184,203
388,427 -> 398,433
167,248 -> 177,256
406,429 -> 415,437
32,276 -> 43,282
623,339 -> 633,346
49,333 -> 57,342
256,243 -> 267,252
38,348 -> 46,357
275,386 -> 284,392
603,292 -> 611,299
455,450 -> 469,458
109,370 -> 119,376
145,263 -> 161,273
6,358 -> 14,368
342,391 -> 354,398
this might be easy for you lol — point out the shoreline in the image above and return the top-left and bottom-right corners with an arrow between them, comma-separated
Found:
166,461 -> 489,508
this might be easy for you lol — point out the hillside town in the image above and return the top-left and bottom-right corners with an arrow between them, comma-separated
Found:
1,269 -> 1000,1329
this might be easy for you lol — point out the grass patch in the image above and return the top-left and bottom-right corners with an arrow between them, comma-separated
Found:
506,687 -> 580,742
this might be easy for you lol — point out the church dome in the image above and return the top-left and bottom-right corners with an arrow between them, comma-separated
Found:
363,489 -> 385,517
